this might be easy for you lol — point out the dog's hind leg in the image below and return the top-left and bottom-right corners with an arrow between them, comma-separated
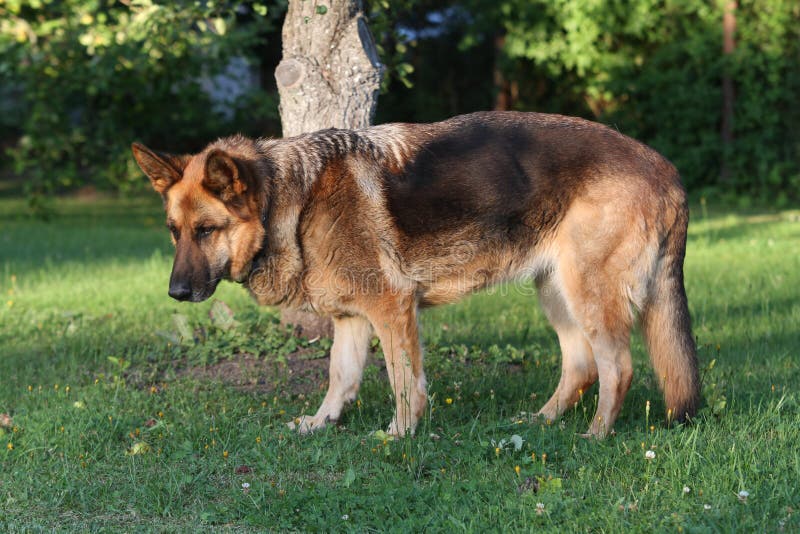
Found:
289,315 -> 372,434
540,196 -> 650,437
535,276 -> 598,421
551,262 -> 635,437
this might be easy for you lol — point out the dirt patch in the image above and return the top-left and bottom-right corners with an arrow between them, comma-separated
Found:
173,348 -> 386,397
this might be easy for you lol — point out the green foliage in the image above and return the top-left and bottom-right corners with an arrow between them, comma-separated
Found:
0,0 -> 281,200
367,0 -> 419,90
494,0 -> 800,195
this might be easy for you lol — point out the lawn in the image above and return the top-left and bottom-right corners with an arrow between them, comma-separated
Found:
1,197 -> 799,531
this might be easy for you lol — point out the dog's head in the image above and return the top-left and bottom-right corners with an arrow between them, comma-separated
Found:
132,141 -> 266,302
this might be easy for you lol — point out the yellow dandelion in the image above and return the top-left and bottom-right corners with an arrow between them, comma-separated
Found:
514,465 -> 521,476
27,385 -> 32,392
256,436 -> 262,444
157,411 -> 164,418
6,442 -> 12,451
223,450 -> 229,459
445,398 -> 453,405
54,384 -> 59,391
495,447 -> 501,456
65,386 -> 70,394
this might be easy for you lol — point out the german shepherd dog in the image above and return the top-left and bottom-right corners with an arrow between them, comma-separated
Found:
132,111 -> 699,438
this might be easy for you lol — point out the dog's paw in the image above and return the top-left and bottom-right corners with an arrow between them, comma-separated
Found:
386,419 -> 415,438
287,414 -> 330,434
532,411 -> 556,426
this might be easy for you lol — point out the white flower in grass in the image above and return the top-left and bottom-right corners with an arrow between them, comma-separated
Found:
645,450 -> 656,460
683,486 -> 690,494
535,503 -> 545,515
738,490 -> 749,502
341,514 -> 349,521
704,504 -> 712,510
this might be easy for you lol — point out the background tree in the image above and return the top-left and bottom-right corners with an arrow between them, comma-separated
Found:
274,0 -> 384,339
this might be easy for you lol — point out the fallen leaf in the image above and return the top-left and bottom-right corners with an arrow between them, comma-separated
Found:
209,300 -> 237,330
173,313 -> 194,343
235,465 -> 252,474
127,441 -> 150,455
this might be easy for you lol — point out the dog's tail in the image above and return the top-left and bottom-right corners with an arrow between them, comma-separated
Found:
640,194 -> 700,423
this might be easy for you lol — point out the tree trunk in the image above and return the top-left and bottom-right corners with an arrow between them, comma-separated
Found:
720,0 -> 736,184
275,0 -> 384,339
493,34 -> 513,111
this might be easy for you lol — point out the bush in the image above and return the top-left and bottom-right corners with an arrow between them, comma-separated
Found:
0,0 -> 281,199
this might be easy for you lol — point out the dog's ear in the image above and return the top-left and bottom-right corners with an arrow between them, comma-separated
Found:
131,143 -> 188,194
203,149 -> 248,202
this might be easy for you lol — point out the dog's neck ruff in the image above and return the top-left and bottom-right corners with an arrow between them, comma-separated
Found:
240,127 -> 412,307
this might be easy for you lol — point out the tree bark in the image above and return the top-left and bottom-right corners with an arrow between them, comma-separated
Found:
275,0 -> 384,339
493,34 -> 513,111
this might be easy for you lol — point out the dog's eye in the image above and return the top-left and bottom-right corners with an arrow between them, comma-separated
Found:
196,226 -> 216,239
167,225 -> 179,240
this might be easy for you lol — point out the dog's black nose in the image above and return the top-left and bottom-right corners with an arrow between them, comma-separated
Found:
168,282 -> 192,301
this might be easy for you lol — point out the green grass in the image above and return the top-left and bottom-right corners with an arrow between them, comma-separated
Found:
1,197 -> 799,532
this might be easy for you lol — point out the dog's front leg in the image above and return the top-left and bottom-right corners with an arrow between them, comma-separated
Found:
366,294 -> 427,437
288,315 -> 372,433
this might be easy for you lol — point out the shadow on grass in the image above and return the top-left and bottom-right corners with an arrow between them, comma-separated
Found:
1,197 -> 172,267
689,211 -> 800,242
